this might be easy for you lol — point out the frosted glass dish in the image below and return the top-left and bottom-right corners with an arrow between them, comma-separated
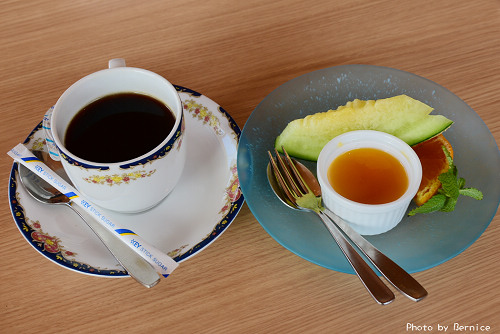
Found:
237,64 -> 500,274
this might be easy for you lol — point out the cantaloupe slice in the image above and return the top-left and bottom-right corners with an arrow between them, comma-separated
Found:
275,95 -> 453,161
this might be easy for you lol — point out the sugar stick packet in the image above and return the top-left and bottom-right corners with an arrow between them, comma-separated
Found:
8,143 -> 178,278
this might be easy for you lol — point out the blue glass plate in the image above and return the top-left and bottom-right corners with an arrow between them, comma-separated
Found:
237,64 -> 500,274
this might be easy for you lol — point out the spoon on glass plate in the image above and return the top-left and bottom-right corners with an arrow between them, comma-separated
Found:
17,150 -> 161,288
267,152 -> 427,302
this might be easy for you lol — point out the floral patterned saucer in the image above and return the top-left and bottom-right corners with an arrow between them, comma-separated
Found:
8,85 -> 244,277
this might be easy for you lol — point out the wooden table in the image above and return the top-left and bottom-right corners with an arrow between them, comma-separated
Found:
1,1 -> 499,333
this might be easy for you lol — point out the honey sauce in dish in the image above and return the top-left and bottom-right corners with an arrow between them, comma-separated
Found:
327,148 -> 408,204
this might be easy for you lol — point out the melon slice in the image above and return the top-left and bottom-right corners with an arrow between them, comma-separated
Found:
275,95 -> 453,161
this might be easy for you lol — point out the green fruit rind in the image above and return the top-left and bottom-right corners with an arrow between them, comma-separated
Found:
275,95 -> 453,161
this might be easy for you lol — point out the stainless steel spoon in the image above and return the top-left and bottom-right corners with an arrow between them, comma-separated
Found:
268,154 -> 427,301
267,156 -> 395,305
267,154 -> 427,302
17,151 -> 160,288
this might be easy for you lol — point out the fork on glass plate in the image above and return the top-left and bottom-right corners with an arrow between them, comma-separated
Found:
268,147 -> 428,304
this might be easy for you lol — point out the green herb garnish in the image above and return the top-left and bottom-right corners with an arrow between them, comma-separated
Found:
408,146 -> 483,216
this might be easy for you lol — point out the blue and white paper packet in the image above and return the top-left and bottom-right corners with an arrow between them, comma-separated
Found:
8,143 -> 179,278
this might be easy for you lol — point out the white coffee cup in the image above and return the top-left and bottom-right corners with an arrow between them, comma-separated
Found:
44,59 -> 186,213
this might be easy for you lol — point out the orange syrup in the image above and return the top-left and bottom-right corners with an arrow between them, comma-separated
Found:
327,148 -> 408,204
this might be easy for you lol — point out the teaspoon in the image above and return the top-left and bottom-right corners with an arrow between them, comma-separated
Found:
17,151 -> 160,288
267,156 -> 427,302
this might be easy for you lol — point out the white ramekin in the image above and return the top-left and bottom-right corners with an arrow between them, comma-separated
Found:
317,130 -> 422,235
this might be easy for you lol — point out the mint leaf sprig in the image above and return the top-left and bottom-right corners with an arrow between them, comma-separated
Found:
408,146 -> 483,216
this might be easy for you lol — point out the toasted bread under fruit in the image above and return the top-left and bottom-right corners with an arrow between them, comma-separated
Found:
412,134 -> 454,206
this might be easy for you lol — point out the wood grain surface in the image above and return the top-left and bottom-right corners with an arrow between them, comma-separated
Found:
1,1 -> 499,333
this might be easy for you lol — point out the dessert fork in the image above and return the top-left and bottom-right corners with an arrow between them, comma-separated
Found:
268,149 -> 395,305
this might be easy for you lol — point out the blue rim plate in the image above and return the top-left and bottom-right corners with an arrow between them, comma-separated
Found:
9,85 -> 244,277
237,64 -> 500,274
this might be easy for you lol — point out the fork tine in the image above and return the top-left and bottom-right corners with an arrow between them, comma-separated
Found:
268,151 -> 297,205
274,148 -> 304,197
281,147 -> 314,195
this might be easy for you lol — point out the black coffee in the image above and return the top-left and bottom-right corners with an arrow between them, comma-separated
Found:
65,92 -> 176,163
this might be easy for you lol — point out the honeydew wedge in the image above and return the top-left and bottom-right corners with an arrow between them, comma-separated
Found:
275,95 -> 453,161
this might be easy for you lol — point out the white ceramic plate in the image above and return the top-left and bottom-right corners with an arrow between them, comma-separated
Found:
9,85 -> 244,277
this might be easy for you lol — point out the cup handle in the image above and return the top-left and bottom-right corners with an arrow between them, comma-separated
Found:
43,106 -> 61,161
108,58 -> 126,68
